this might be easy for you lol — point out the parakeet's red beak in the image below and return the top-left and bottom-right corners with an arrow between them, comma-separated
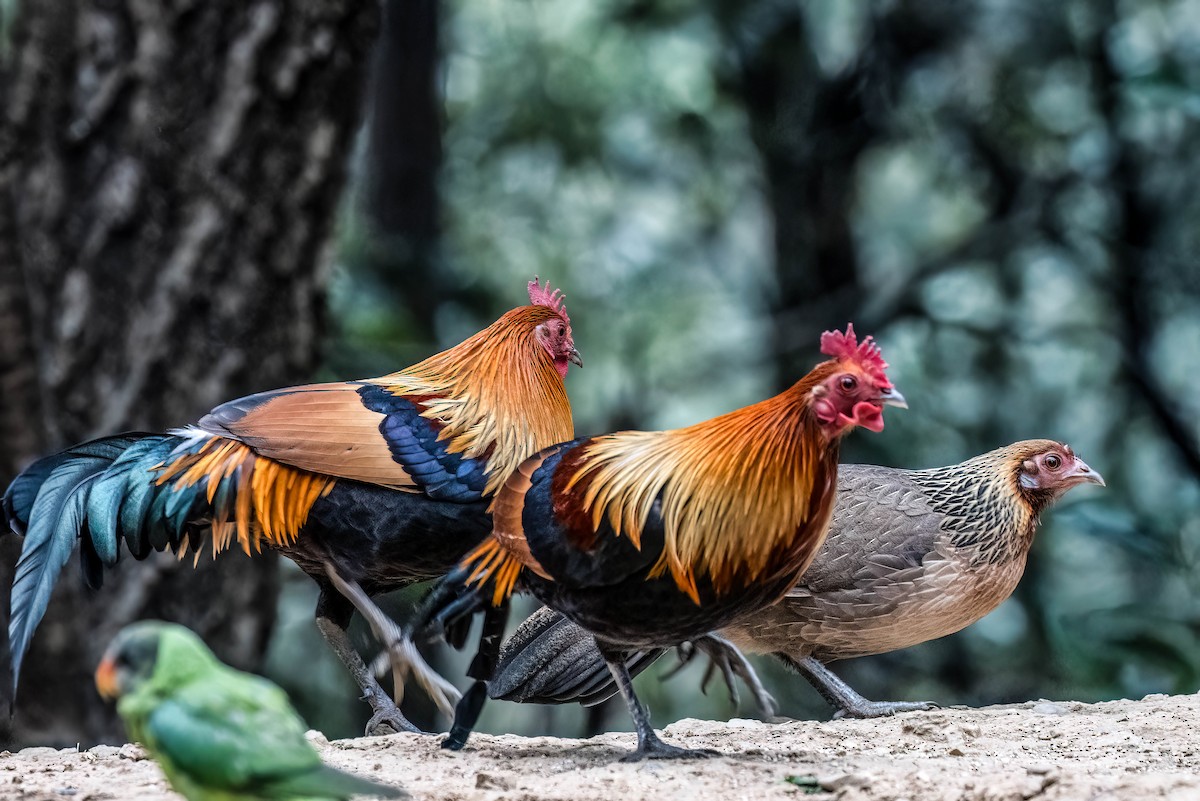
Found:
95,656 -> 119,700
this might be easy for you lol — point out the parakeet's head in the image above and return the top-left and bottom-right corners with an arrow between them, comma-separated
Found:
95,621 -> 217,700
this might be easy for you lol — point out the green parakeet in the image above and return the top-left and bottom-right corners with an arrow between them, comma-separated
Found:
95,621 -> 407,801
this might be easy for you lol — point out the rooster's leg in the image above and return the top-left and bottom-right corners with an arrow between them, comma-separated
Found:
313,609 -> 418,736
782,654 -> 937,719
601,644 -> 716,761
321,563 -> 462,721
442,603 -> 511,752
692,634 -> 779,721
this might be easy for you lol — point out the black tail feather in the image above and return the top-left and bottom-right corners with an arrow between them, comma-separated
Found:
414,566 -> 489,647
489,606 -> 665,706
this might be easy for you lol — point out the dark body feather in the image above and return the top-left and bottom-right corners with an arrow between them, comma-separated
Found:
284,481 -> 490,589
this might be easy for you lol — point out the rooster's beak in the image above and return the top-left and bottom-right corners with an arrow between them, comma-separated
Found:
95,655 -> 119,701
877,386 -> 907,409
1066,457 -> 1105,488
568,347 -> 583,368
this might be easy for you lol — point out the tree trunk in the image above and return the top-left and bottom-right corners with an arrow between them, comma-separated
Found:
362,0 -> 444,340
0,0 -> 378,747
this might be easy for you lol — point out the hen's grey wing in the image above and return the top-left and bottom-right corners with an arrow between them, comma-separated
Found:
724,464 -> 955,660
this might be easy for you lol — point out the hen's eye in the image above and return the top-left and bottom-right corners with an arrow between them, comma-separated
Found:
1045,455 -> 1061,470
839,376 -> 857,392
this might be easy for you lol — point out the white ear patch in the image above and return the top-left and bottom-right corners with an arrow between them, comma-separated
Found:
1019,460 -> 1039,489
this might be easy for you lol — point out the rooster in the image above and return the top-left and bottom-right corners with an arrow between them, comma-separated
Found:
487,440 -> 1105,719
418,325 -> 904,759
4,278 -> 580,735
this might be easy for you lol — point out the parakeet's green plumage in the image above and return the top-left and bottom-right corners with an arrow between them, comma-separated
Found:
98,622 -> 405,801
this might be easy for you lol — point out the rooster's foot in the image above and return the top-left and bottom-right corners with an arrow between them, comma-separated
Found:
622,734 -> 718,762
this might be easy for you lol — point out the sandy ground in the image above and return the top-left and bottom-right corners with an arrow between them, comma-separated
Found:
4,693 -> 1199,800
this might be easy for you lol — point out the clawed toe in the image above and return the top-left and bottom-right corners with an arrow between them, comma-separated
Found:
365,707 -> 420,736
623,739 -> 719,762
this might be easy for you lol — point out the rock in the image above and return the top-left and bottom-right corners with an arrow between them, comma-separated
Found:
87,746 -> 122,759
476,772 -> 513,790
117,744 -> 147,761
818,773 -> 870,791
18,747 -> 60,760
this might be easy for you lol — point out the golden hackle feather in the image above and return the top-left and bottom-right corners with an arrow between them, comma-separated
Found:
155,437 -> 334,557
565,365 -> 836,602
461,539 -> 526,607
373,304 -> 574,498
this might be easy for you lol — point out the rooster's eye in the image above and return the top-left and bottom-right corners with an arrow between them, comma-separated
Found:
1044,455 -> 1061,470
839,376 -> 857,392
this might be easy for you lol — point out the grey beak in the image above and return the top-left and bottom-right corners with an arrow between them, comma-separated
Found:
1068,457 -> 1105,488
878,386 -> 907,409
568,347 -> 583,368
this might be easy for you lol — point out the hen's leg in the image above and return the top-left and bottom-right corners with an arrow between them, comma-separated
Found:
322,563 -> 461,720
692,634 -> 779,720
601,643 -> 715,761
314,591 -> 418,736
780,654 -> 936,718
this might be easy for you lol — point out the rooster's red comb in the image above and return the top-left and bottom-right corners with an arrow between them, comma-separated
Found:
528,276 -> 570,326
820,324 -> 891,388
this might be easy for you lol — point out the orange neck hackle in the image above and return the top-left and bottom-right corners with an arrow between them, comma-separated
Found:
377,304 -> 575,497
565,362 -> 845,602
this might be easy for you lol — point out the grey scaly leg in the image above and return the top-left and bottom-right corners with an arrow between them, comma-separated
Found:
322,563 -> 461,719
692,633 -> 779,720
601,644 -> 715,762
314,615 -> 419,735
781,654 -> 937,719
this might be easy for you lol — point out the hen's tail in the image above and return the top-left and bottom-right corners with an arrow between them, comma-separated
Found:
489,606 -> 665,706
3,430 -> 332,702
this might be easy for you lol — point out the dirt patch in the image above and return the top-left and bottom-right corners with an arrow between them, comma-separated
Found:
4,694 -> 1199,800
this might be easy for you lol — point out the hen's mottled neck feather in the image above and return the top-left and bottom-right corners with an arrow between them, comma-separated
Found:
907,440 -> 1056,564
376,306 -> 574,497
566,363 -> 841,600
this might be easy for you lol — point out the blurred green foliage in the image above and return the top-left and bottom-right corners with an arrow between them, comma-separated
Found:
271,0 -> 1200,739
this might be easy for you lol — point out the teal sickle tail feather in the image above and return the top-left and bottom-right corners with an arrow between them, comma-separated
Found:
3,430 -> 333,704
4,434 -> 177,698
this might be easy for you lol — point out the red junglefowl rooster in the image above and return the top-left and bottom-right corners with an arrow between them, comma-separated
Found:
416,325 -> 905,760
486,440 -> 1105,719
4,278 -> 580,735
